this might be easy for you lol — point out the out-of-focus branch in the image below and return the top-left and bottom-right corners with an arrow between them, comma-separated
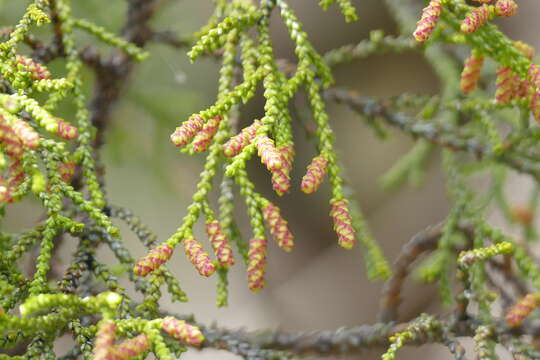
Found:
378,223 -> 446,323
88,0 -> 160,149
187,312 -> 539,357
149,30 -> 193,49
487,257 -> 529,305
324,88 -> 540,182
181,316 -> 479,357
378,222 -> 473,322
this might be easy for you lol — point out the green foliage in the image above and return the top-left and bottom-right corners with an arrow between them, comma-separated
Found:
2,0 -> 540,359
381,313 -> 442,360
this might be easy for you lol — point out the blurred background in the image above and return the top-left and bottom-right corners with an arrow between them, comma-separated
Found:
3,0 -> 540,358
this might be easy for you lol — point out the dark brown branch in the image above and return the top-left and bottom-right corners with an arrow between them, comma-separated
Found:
88,0 -> 159,149
378,222 -> 474,323
378,223 -> 444,323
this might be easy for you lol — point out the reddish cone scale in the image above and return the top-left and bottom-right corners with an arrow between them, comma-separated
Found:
271,168 -> 291,196
58,161 -> 76,183
460,54 -> 484,94
133,243 -> 173,276
192,115 -> 221,152
494,0 -> 517,18
413,0 -> 442,43
531,90 -> 540,122
271,144 -> 294,195
460,4 -> 492,34
255,136 -> 283,171
495,67 -> 516,104
93,321 -> 116,360
262,202 -> 294,252
301,155 -> 328,194
184,237 -> 216,277
170,116 -> 205,147
0,161 -> 26,204
206,220 -> 235,268
529,64 -> 540,91
109,334 -> 150,360
0,118 -> 24,158
55,118 -> 78,140
222,120 -> 261,157
247,237 -> 267,291
15,54 -> 51,81
506,294 -> 540,327
11,119 -> 39,149
162,317 -> 205,346
330,199 -> 356,249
